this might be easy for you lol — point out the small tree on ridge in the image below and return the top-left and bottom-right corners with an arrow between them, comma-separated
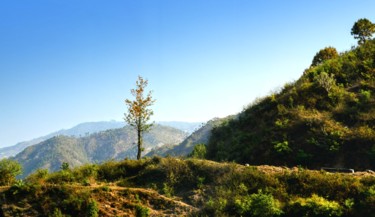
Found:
351,18 -> 375,44
124,76 -> 155,160
311,47 -> 338,67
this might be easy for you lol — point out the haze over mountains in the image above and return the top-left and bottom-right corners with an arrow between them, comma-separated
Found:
0,121 -> 200,159
13,124 -> 191,177
6,39 -> 375,178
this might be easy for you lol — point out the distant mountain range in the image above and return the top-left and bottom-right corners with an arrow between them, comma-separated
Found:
0,121 -> 201,159
14,124 -> 188,178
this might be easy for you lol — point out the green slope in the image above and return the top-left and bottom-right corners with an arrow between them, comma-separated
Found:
207,40 -> 375,170
1,158 -> 374,216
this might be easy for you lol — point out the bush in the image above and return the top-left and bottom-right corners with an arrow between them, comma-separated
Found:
97,160 -> 125,181
135,204 -> 149,217
26,168 -> 49,185
87,199 -> 99,217
73,164 -> 98,183
188,144 -> 207,159
289,194 -> 343,217
234,190 -> 283,217
0,158 -> 22,185
49,208 -> 65,217
47,170 -> 75,184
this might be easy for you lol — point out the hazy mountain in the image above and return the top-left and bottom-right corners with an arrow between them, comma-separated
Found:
156,121 -> 202,134
0,121 -> 200,159
0,121 -> 125,159
13,124 -> 187,177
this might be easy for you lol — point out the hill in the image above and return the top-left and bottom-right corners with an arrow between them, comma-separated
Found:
13,125 -> 187,177
0,121 -> 125,159
0,121 -> 200,159
207,40 -> 375,170
147,117 -> 232,157
1,157 -> 374,216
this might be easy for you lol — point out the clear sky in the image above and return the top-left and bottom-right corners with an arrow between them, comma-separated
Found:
0,0 -> 374,148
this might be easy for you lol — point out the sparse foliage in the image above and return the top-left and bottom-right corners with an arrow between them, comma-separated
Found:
124,76 -> 155,160
351,18 -> 375,44
315,72 -> 336,93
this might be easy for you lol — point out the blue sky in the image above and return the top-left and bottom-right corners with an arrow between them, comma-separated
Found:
0,0 -> 374,147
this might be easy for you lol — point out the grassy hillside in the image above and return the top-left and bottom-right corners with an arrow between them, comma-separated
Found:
13,125 -> 187,177
1,157 -> 374,216
207,40 -> 375,170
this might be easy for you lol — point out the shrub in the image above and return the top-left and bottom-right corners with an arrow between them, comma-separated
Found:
234,190 -> 283,217
162,183 -> 174,197
273,141 -> 292,154
87,199 -> 99,217
359,89 -> 371,102
26,168 -> 49,185
73,164 -> 98,183
188,143 -> 207,159
289,194 -> 343,217
47,170 -> 75,184
0,158 -> 22,186
315,72 -> 336,93
49,208 -> 65,217
97,160 -> 125,181
60,162 -> 70,171
135,204 -> 149,217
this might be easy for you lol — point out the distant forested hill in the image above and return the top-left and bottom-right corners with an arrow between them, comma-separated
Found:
13,124 -> 187,177
0,121 -> 125,159
0,121 -> 200,159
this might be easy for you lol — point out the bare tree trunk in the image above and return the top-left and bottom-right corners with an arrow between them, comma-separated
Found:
137,129 -> 142,160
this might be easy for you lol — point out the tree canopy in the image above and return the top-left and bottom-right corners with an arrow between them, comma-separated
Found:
311,47 -> 338,67
351,18 -> 375,44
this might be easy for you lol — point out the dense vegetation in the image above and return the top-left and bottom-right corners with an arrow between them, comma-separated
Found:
1,157 -> 374,216
207,39 -> 375,170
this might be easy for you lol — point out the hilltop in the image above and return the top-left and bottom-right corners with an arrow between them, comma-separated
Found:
207,39 -> 375,170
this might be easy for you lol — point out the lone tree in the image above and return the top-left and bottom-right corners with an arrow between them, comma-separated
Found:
124,76 -> 155,160
311,47 -> 339,67
351,18 -> 375,44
